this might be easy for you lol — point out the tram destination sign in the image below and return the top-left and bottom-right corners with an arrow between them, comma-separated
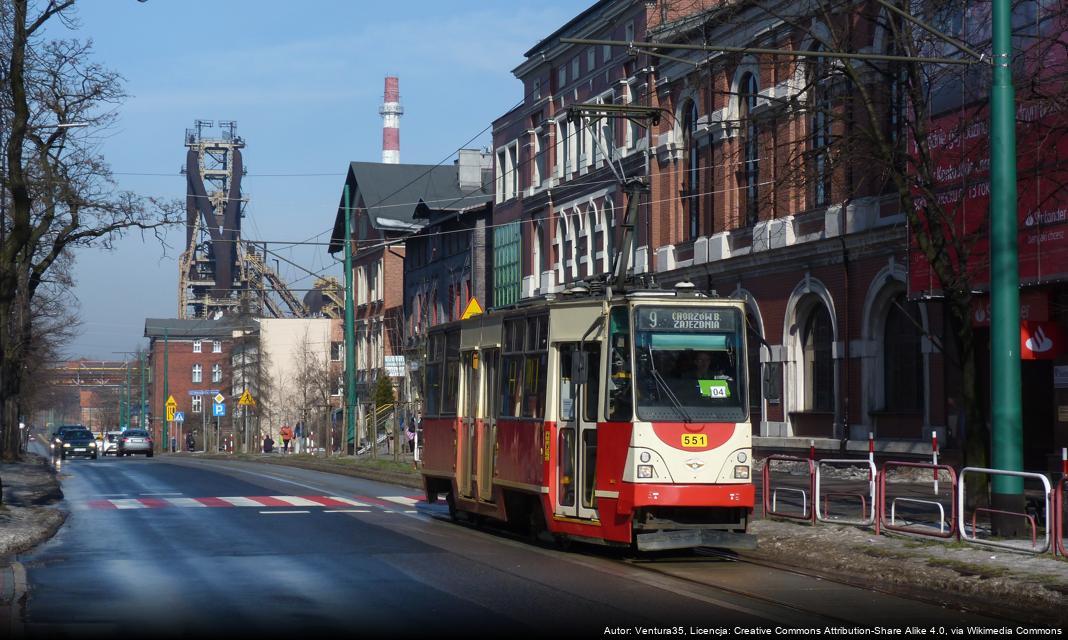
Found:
637,307 -> 736,331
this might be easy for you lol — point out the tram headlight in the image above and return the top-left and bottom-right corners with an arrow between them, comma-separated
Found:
736,451 -> 747,464
639,451 -> 651,463
734,465 -> 749,479
637,465 -> 655,479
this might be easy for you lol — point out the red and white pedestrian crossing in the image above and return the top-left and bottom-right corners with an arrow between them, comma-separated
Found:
86,495 -> 424,511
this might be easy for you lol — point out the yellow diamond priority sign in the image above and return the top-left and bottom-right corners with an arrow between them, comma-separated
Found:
238,390 -> 256,407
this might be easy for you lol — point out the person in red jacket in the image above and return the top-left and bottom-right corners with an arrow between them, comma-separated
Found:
279,424 -> 293,453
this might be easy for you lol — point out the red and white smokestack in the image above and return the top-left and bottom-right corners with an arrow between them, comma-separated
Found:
379,76 -> 403,164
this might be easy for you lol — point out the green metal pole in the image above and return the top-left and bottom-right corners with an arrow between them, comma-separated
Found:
163,330 -> 169,450
125,360 -> 131,429
344,184 -> 357,456
140,351 -> 146,430
989,0 -> 1023,500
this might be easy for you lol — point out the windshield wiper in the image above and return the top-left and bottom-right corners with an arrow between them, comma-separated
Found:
645,345 -> 694,422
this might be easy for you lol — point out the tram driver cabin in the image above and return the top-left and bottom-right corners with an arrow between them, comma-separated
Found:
419,286 -> 756,551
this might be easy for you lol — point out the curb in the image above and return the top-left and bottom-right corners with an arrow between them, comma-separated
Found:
173,454 -> 424,490
0,561 -> 26,634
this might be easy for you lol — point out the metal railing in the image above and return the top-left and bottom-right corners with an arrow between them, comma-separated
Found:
815,459 -> 876,526
878,462 -> 957,539
762,455 -> 815,523
957,467 -> 1052,554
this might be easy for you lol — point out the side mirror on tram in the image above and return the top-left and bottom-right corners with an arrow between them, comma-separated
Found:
572,350 -> 589,385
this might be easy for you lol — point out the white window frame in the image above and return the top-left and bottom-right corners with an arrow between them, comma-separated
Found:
192,339 -> 202,354
212,340 -> 221,353
496,147 -> 507,202
192,396 -> 202,414
212,363 -> 222,383
602,43 -> 611,64
571,57 -> 580,81
333,376 -> 343,397
192,364 -> 202,383
587,48 -> 596,72
508,142 -> 519,199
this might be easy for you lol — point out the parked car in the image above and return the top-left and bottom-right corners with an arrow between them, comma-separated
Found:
101,431 -> 123,456
51,425 -> 89,454
61,429 -> 98,460
117,429 -> 153,457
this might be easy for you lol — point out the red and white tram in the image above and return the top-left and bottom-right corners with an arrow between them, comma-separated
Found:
419,287 -> 755,551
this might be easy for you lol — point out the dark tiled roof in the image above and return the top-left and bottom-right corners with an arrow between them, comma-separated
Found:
329,162 -> 491,253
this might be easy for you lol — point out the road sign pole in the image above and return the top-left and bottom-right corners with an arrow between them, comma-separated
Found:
343,184 -> 357,456
162,329 -> 169,451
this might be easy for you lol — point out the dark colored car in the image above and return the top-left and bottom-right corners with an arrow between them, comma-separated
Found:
117,429 -> 153,457
60,429 -> 98,459
51,425 -> 89,454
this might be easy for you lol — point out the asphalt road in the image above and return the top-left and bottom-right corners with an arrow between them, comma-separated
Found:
17,444 -> 1010,639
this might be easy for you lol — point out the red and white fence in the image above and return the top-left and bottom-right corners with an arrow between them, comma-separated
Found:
760,444 -> 1066,557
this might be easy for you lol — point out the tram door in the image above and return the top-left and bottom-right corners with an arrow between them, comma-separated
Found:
459,350 -> 479,500
477,348 -> 499,503
556,342 -> 601,520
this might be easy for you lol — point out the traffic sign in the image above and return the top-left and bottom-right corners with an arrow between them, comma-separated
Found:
166,395 -> 178,421
461,297 -> 483,320
213,392 -> 226,405
166,407 -> 176,421
174,411 -> 185,423
238,390 -> 256,406
213,403 -> 226,417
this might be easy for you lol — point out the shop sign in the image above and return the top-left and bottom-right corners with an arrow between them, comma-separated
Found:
1021,321 -> 1064,360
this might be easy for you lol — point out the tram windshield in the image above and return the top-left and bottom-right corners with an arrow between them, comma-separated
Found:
633,306 -> 747,423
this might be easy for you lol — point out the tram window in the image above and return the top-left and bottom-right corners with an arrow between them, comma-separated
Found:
583,343 -> 602,423
425,333 -> 445,416
606,307 -> 633,421
500,355 -> 523,417
441,331 -> 460,415
521,353 -> 547,419
560,344 -> 576,422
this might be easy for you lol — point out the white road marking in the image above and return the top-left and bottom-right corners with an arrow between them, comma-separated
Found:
323,509 -> 370,513
96,494 -> 128,497
269,496 -> 321,507
258,510 -> 309,514
404,510 -> 417,514
166,497 -> 207,508
217,497 -> 262,507
380,496 -> 419,507
327,497 -> 370,507
109,499 -> 148,509
140,492 -> 183,496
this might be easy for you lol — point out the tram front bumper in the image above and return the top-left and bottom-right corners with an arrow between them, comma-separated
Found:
635,529 -> 757,552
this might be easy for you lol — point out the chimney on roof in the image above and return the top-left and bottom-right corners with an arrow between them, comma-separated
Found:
456,148 -> 493,192
379,76 -> 403,164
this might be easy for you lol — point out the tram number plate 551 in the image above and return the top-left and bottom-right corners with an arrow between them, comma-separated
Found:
681,434 -> 707,448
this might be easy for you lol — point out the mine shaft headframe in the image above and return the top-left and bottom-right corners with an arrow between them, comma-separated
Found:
566,103 -> 666,128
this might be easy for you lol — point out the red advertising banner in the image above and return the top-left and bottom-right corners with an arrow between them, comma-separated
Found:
908,99 -> 1068,297
1021,321 -> 1064,360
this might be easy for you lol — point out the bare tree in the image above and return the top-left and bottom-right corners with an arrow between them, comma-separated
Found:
292,328 -> 334,455
0,1 -> 181,459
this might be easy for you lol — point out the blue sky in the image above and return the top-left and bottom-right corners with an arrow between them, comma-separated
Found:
62,0 -> 589,358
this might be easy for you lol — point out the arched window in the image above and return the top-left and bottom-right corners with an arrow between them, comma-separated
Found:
601,198 -> 613,273
533,222 -> 543,288
739,73 -> 760,225
681,99 -> 700,239
585,206 -> 595,277
802,304 -> 834,411
570,210 -> 582,279
559,219 -> 568,284
883,295 -> 924,412
810,44 -> 832,207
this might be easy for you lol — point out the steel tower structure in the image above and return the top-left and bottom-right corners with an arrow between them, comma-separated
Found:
179,120 -> 249,318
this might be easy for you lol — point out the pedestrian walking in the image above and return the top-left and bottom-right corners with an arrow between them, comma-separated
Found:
185,432 -> 195,452
280,424 -> 293,454
263,433 -> 274,454
406,423 -> 415,454
294,422 -> 303,454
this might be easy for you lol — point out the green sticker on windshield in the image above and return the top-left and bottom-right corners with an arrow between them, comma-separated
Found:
698,379 -> 730,398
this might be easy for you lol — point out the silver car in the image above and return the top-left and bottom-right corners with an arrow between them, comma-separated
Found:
102,431 -> 123,456
117,429 -> 154,457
